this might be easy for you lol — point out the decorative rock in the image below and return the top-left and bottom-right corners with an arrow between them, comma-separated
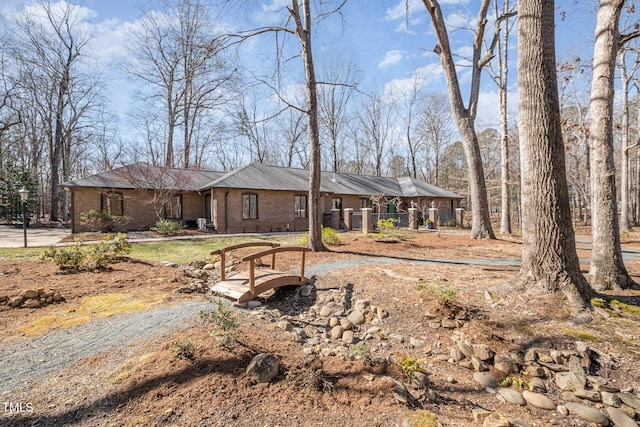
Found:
606,407 -> 638,427
459,360 -> 474,370
524,365 -> 546,378
522,390 -> 556,410
428,322 -> 441,329
529,377 -> 547,393
540,362 -> 569,372
340,317 -> 353,330
457,342 -> 474,359
524,349 -> 537,363
277,320 -> 294,332
482,414 -> 510,427
374,307 -> 389,319
473,372 -> 497,388
411,371 -> 429,389
510,421 -> 533,427
247,300 -> 262,309
441,318 -> 458,329
564,402 -> 609,426
347,310 -> 365,325
494,354 -> 519,375
22,289 -> 39,299
618,392 -> 640,410
555,372 -> 586,391
498,388 -> 526,406
8,296 -> 24,307
550,350 -> 566,365
202,263 -> 215,270
319,305 -> 335,317
591,382 -> 620,393
354,299 -> 370,311
557,405 -> 569,416
472,407 -> 493,422
328,317 -> 339,328
330,325 -> 344,339
366,326 -> 381,335
450,345 -> 464,362
342,330 -> 355,345
22,299 -> 41,309
573,389 -> 601,402
601,392 -> 621,407
471,357 -> 489,372
410,337 -> 426,348
300,285 -> 313,297
473,344 -> 494,361
245,353 -> 279,383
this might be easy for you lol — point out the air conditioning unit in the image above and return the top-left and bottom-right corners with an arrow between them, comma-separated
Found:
197,218 -> 207,230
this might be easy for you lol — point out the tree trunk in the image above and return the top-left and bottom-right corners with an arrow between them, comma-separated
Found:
619,59 -> 631,232
292,0 -> 325,252
515,0 -> 592,306
588,0 -> 636,290
498,0 -> 511,235
423,0 -> 495,239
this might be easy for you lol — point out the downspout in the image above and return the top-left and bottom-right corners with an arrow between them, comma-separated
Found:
224,190 -> 229,233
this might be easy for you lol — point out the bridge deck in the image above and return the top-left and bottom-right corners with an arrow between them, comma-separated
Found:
210,243 -> 311,302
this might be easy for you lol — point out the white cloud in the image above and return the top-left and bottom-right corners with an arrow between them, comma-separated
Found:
378,50 -> 405,69
385,0 -> 424,21
383,63 -> 443,101
254,0 -> 290,25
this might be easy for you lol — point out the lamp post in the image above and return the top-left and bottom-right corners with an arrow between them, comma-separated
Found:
18,188 -> 29,248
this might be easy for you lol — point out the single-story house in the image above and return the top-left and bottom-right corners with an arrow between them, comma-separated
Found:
62,162 -> 464,233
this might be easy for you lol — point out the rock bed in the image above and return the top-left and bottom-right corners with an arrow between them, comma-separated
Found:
0,288 -> 65,309
170,260 -> 640,426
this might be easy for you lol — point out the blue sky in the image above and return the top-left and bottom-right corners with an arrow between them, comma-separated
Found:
1,0 -> 600,133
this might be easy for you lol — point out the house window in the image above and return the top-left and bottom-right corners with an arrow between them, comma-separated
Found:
360,198 -> 372,209
242,193 -> 258,219
164,195 -> 182,219
101,191 -> 123,216
332,197 -> 342,210
294,195 -> 307,218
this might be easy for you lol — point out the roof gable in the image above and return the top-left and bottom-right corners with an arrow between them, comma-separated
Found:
63,163 -> 224,191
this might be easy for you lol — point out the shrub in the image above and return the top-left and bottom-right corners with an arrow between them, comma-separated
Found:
396,353 -> 427,381
200,299 -> 239,349
416,280 -> 457,305
170,339 -> 196,360
377,217 -> 399,232
300,226 -> 342,246
153,219 -> 184,235
80,209 -> 130,233
41,233 -> 131,271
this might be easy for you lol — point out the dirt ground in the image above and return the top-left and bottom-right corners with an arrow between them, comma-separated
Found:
1,230 -> 640,426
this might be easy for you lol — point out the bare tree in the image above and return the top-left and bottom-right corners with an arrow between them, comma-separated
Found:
223,0 -> 349,251
125,0 -> 233,168
421,0 -> 510,239
618,44 -> 640,232
588,0 -> 639,291
417,92 -> 454,186
487,0 -> 517,234
318,57 -> 358,173
358,90 -> 395,176
515,0 -> 593,306
9,1 -> 100,221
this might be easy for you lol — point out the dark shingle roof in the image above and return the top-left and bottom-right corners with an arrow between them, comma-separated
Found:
63,162 -> 462,199
201,163 -> 463,199
63,163 -> 224,191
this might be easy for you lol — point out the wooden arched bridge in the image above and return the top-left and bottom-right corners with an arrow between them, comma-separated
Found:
210,242 -> 311,303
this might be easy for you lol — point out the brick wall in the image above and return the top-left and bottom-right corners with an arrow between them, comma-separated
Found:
71,188 -> 208,232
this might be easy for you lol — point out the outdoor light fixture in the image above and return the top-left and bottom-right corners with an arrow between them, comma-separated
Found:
18,187 -> 29,248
